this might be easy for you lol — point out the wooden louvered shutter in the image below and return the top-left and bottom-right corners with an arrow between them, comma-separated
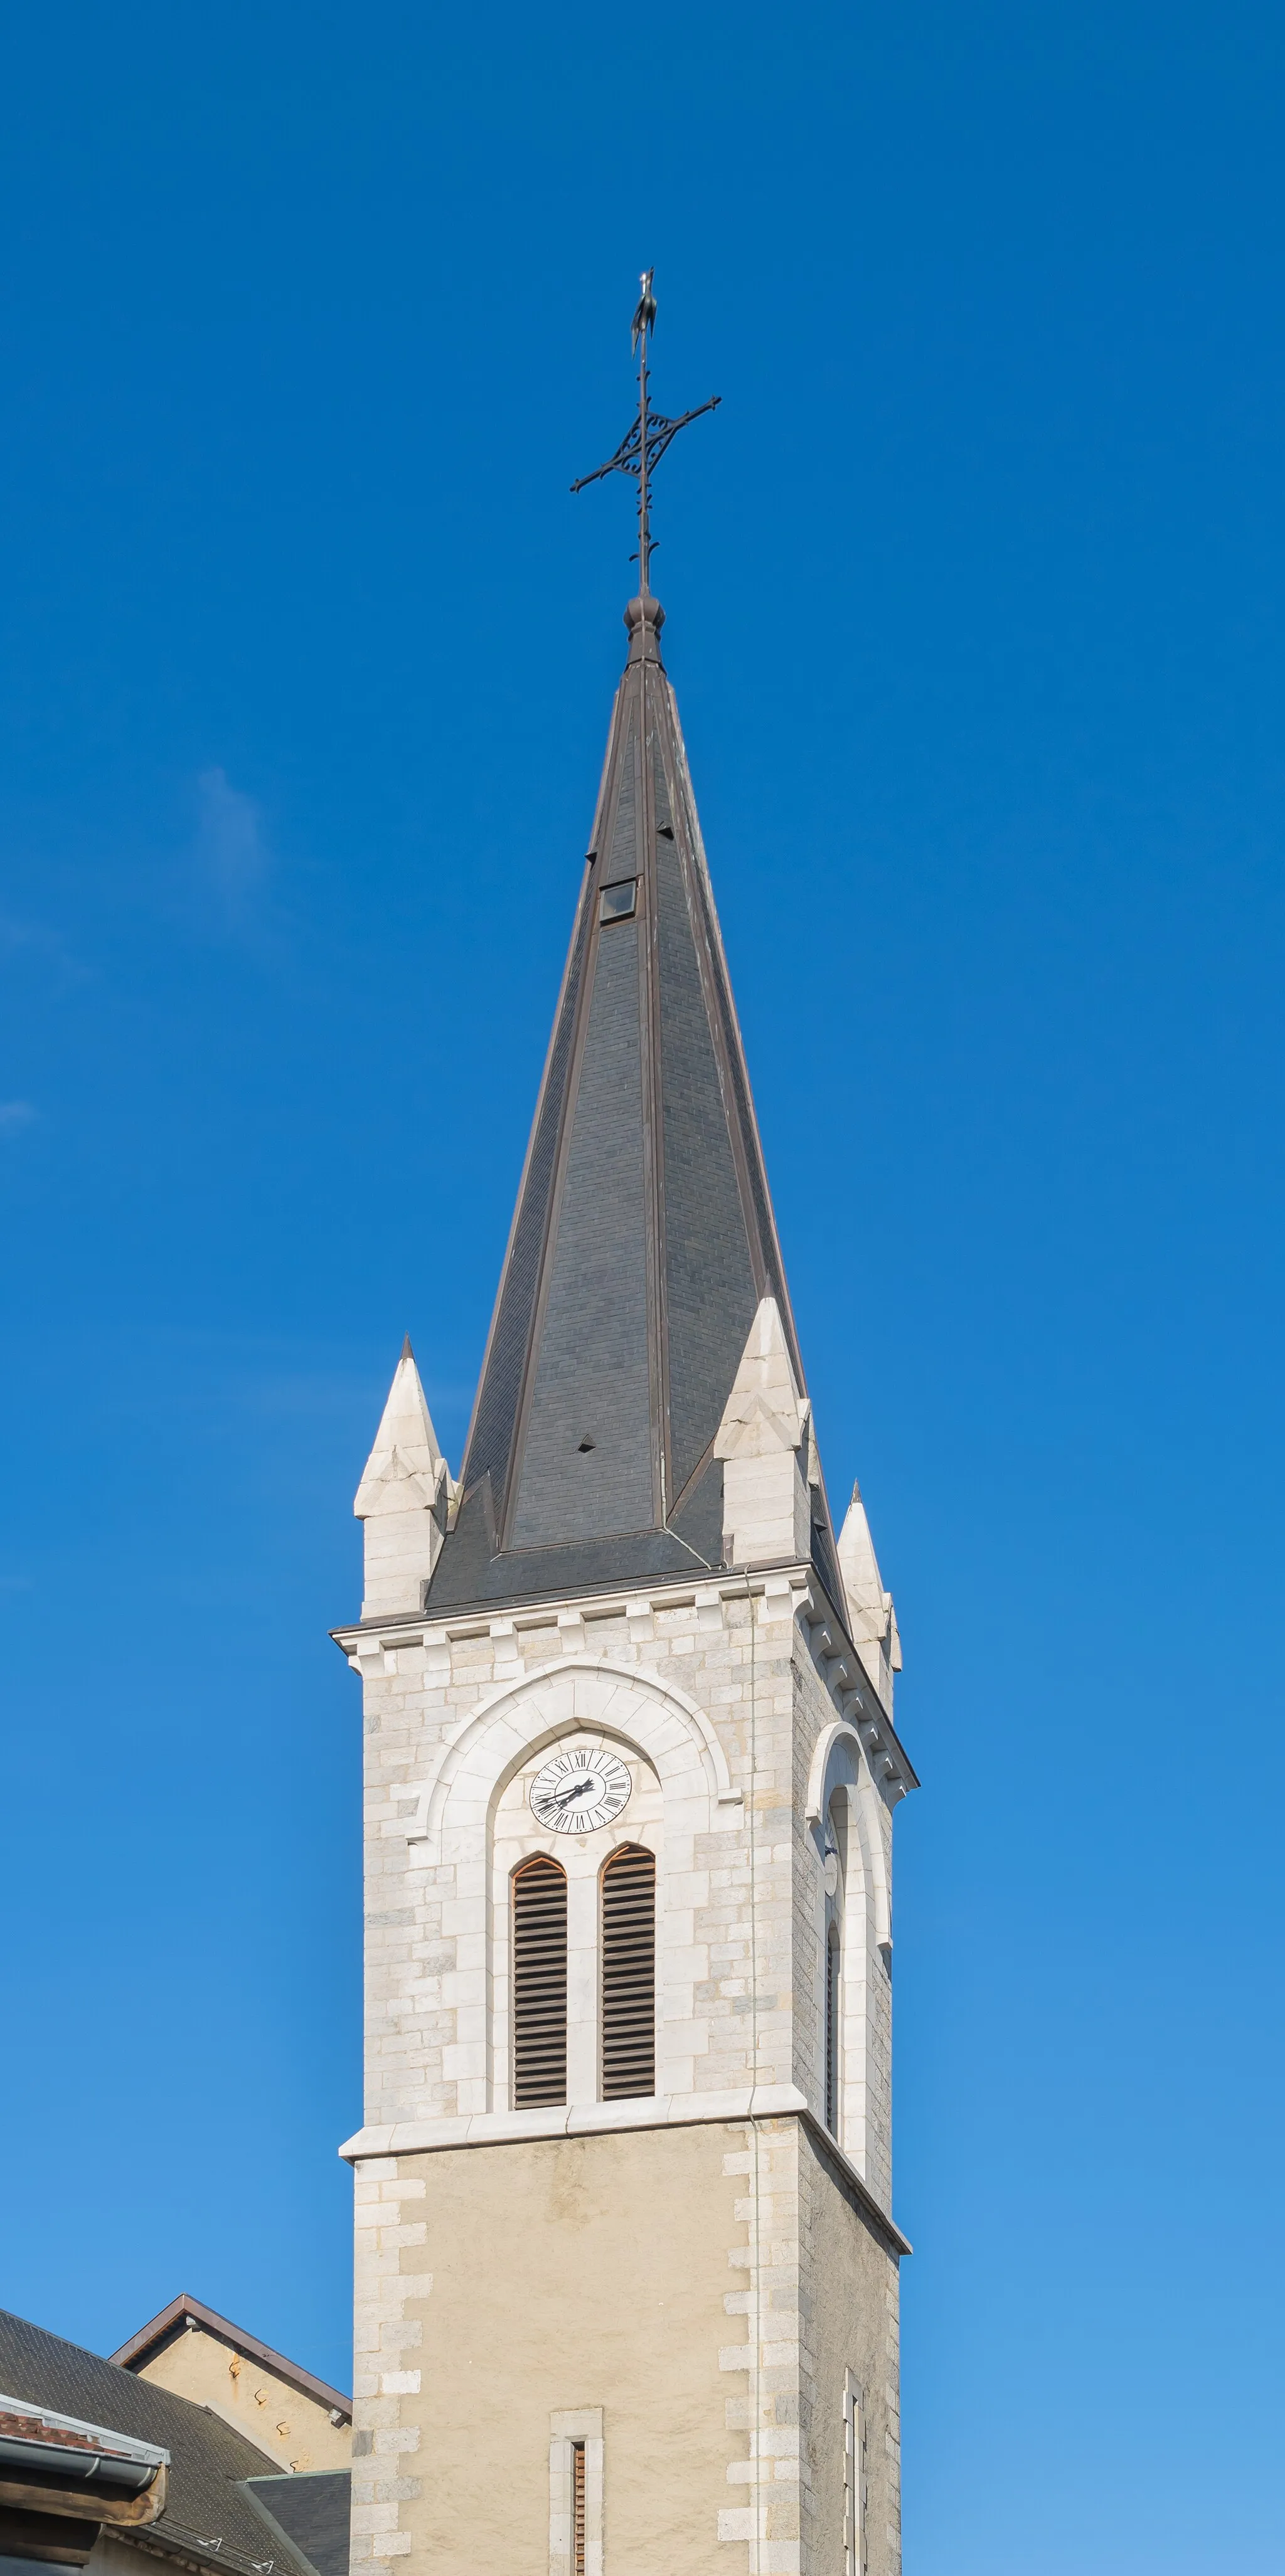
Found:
600,1842 -> 656,2099
571,2442 -> 587,2576
512,1854 -> 568,2107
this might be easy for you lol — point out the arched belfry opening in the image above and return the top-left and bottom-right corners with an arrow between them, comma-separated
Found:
824,1805 -> 845,2139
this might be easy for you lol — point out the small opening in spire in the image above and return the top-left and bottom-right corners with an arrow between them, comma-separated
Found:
577,1434 -> 596,1453
600,878 -> 637,923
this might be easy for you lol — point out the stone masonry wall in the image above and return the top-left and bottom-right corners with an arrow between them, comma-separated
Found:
349,1572 -> 899,2153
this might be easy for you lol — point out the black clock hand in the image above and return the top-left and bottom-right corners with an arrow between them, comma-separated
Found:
552,1776 -> 599,1809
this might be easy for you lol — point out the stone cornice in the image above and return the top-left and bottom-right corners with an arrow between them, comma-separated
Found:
331,1556 -> 917,1798
339,2086 -> 912,2259
329,1560 -> 812,1650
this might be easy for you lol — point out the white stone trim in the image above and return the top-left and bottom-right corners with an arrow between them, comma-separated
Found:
804,1722 -> 892,2182
719,2119 -> 803,2570
402,1653 -> 735,1855
489,1741 -> 663,2112
342,2082 -> 809,2160
805,1718 -> 860,1828
548,2407 -> 603,2576
806,1722 -> 892,1952
381,1660 -> 745,2118
330,1562 -> 814,1655
349,2165 -> 430,2573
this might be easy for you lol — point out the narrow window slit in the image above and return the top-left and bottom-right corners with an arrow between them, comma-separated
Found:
571,2441 -> 587,2576
843,2375 -> 862,2576
825,1926 -> 840,2135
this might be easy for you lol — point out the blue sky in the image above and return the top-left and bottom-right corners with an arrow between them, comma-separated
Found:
2,0 -> 1283,2567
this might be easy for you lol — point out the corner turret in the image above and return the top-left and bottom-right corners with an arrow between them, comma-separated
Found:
837,1477 -> 903,1714
354,1338 -> 454,1618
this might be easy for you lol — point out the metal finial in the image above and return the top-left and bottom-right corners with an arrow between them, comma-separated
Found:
572,272 -> 720,601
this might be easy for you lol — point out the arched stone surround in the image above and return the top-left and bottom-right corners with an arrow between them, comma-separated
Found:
405,1658 -> 741,2115
804,1719 -> 893,2187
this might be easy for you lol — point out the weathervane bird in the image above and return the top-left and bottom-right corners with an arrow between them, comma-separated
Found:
631,268 -> 658,352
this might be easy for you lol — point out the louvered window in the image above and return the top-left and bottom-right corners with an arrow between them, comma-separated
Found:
571,2442 -> 587,2576
825,1927 -> 840,2134
512,1854 -> 568,2107
600,1842 -> 656,2099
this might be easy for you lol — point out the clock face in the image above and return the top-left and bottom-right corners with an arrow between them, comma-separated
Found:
529,1746 -> 632,1835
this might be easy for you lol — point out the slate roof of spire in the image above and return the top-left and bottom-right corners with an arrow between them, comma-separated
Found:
427,591 -> 841,1613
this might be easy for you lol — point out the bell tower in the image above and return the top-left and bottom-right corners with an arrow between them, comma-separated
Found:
335,287 -> 916,2576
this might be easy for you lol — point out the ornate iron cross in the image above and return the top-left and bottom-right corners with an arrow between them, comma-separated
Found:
572,272 -> 720,595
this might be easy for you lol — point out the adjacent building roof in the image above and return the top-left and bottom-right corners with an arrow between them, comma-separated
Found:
240,2478 -> 351,2576
0,2398 -> 167,2493
0,2313 -> 346,2576
427,591 -> 841,1613
0,2391 -> 168,2565
108,2301 -> 349,2429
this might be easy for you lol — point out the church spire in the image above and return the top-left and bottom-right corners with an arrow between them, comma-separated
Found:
422,289 -> 842,1614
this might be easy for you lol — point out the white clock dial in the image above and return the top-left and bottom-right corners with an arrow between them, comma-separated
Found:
528,1747 -> 632,1836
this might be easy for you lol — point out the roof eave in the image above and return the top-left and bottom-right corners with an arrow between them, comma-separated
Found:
108,2300 -> 350,2427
